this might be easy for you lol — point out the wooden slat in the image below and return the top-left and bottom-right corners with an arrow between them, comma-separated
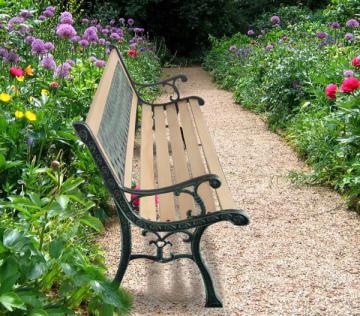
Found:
123,96 -> 138,199
140,105 -> 157,220
154,106 -> 177,220
178,101 -> 216,212
189,100 -> 235,209
166,104 -> 194,219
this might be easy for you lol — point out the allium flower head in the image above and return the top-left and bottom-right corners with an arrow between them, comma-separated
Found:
71,35 -> 81,42
110,33 -> 120,40
20,10 -> 33,18
271,15 -> 280,25
83,26 -> 98,42
127,18 -> 134,26
55,62 -> 72,78
130,43 -> 137,50
119,18 -> 125,24
265,44 -> 274,50
8,17 -> 25,30
43,6 -> 55,18
56,23 -> 77,39
0,48 -> 8,59
38,15 -> 46,21
25,35 -> 34,44
329,22 -> 340,29
89,56 -> 97,63
247,29 -> 255,36
346,19 -> 359,28
41,56 -> 56,70
79,39 -> 89,47
44,42 -> 55,51
316,32 -> 327,39
343,70 -> 354,77
229,45 -> 237,52
82,18 -> 89,25
5,51 -> 19,63
95,59 -> 106,67
31,38 -> 46,55
98,38 -> 106,45
344,33 -> 354,41
59,12 -> 73,24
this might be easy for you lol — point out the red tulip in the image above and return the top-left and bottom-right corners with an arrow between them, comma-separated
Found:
351,56 -> 360,67
325,83 -> 337,100
127,49 -> 138,57
340,77 -> 360,93
9,67 -> 24,77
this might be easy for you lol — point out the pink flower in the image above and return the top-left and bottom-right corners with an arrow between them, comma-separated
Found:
351,56 -> 360,67
325,83 -> 337,100
340,77 -> 360,93
50,81 -> 59,88
9,67 -> 23,77
127,49 -> 138,57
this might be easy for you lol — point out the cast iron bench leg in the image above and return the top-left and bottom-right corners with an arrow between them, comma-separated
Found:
192,226 -> 223,308
112,212 -> 132,286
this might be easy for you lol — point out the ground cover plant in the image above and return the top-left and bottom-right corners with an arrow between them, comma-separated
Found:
204,1 -> 360,210
0,1 -> 161,314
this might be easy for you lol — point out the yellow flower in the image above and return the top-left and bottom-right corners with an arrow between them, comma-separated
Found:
41,89 -> 49,95
25,111 -> 37,121
16,76 -> 24,82
24,65 -> 34,76
0,93 -> 11,103
15,110 -> 24,119
28,96 -> 33,102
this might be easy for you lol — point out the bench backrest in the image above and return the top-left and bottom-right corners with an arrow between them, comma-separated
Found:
84,48 -> 138,185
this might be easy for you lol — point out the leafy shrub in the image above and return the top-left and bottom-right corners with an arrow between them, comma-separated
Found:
0,1 -> 161,314
204,4 -> 360,210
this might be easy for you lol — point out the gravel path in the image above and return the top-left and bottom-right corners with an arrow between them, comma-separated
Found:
98,67 -> 360,315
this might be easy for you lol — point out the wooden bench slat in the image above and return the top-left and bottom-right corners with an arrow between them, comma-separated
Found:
124,96 -> 138,200
189,100 -> 235,210
140,105 -> 157,221
166,104 -> 194,219
154,106 -> 177,220
178,101 -> 216,213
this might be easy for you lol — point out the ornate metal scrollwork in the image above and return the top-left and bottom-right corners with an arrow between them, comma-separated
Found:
134,75 -> 205,107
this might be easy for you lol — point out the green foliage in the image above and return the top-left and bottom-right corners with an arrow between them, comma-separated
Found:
204,4 -> 360,210
0,3 -> 161,314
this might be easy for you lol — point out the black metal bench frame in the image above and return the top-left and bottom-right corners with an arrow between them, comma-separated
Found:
74,48 -> 249,308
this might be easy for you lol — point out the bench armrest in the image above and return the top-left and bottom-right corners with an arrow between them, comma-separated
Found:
122,174 -> 221,214
134,74 -> 205,106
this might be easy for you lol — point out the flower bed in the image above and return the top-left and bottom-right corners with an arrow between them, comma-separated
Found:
0,3 -> 161,314
204,4 -> 360,210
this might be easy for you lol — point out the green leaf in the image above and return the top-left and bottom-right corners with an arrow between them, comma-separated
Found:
49,238 -> 65,259
0,292 -> 25,311
61,178 -> 85,193
56,195 -> 69,210
29,262 -> 47,280
3,229 -> 22,249
80,215 -> 104,233
30,309 -> 49,316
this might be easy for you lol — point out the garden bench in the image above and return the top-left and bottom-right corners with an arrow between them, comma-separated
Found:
73,48 -> 249,308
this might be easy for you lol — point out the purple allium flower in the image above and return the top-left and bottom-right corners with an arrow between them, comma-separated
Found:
38,15 -> 46,21
343,70 -> 354,77
229,45 -> 237,52
271,15 -> 280,25
247,30 -> 255,36
71,35 -> 81,42
46,6 -> 56,13
89,56 -> 97,62
25,35 -> 34,44
83,26 -> 98,42
54,62 -> 71,78
265,44 -> 274,50
43,6 -> 55,18
102,28 -> 110,35
330,22 -> 340,29
98,38 -> 106,45
82,18 -> 89,25
110,32 -> 120,40
56,23 -> 77,39
59,11 -> 73,24
66,59 -> 75,66
119,18 -> 125,24
44,42 -> 55,51
91,19 -> 98,25
316,32 -> 327,39
344,33 -> 354,41
346,19 -> 359,28
95,59 -> 106,67
79,39 -> 89,47
20,10 -> 33,18
27,137 -> 34,146
8,17 -> 25,30
130,42 -> 137,49
127,18 -> 134,26
5,51 -> 19,63
41,55 -> 56,70
0,48 -> 8,59
133,27 -> 142,33
96,24 -> 102,31
31,38 -> 46,55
